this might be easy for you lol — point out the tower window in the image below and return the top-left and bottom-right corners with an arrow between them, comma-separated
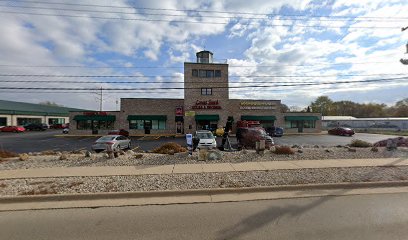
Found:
199,70 -> 206,78
201,88 -> 212,95
192,69 -> 198,77
215,70 -> 221,77
206,70 -> 214,78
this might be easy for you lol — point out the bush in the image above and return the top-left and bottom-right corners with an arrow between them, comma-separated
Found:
0,150 -> 18,158
350,139 -> 372,148
274,146 -> 295,155
239,130 -> 262,149
151,142 -> 187,155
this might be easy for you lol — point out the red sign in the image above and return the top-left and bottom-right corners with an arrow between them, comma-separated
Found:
175,107 -> 183,116
192,100 -> 221,109
83,112 -> 108,116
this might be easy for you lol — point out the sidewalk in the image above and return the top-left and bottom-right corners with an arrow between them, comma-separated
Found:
0,158 -> 407,180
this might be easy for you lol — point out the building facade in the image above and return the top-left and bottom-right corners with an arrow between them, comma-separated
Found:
69,51 -> 321,135
0,100 -> 85,127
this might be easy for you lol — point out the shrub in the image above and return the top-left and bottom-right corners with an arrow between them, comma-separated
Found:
350,139 -> 372,148
274,146 -> 295,155
239,130 -> 262,149
0,150 -> 18,158
151,142 -> 187,154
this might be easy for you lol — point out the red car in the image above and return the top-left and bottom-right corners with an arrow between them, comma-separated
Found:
0,126 -> 25,133
328,127 -> 355,136
108,129 -> 129,137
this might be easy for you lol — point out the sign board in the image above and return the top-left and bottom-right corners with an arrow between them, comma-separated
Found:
239,101 -> 276,110
185,111 -> 196,117
192,99 -> 221,109
83,111 -> 108,116
186,134 -> 193,155
175,106 -> 183,116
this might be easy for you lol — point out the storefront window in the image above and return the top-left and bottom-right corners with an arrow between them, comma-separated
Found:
17,118 -> 42,126
129,120 -> 166,130
76,120 -> 114,130
303,120 -> 316,128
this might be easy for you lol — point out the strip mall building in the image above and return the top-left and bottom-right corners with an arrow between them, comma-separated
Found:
69,51 -> 321,135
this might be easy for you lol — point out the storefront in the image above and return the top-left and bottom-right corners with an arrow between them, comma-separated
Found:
69,50 -> 321,135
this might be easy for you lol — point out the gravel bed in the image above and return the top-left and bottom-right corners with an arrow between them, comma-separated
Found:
1,166 -> 408,196
0,147 -> 407,170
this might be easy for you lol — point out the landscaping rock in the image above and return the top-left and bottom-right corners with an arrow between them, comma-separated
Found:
85,151 -> 92,158
297,149 -> 304,153
208,150 -> 222,161
18,154 -> 29,161
371,147 -> 379,152
314,145 -> 320,148
59,154 -> 68,160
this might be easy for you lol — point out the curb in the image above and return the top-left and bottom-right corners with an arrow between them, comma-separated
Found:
2,180 -> 408,204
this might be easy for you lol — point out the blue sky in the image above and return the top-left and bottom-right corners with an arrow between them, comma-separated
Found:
0,0 -> 407,111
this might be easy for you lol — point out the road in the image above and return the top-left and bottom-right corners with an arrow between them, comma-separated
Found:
0,130 -> 401,153
1,192 -> 408,239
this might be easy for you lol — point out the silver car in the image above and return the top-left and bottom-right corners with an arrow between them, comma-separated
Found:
92,135 -> 131,153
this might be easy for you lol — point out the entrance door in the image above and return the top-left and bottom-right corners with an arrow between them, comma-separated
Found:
298,120 -> 304,133
0,117 -> 6,126
144,120 -> 152,134
176,122 -> 183,134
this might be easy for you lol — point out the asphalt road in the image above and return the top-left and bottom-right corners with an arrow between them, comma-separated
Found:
0,130 -> 401,153
1,192 -> 408,239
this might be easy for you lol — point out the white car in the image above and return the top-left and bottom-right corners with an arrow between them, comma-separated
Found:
195,130 -> 217,149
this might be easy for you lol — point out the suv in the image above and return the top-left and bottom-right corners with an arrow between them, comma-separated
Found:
24,123 -> 48,131
194,130 -> 217,149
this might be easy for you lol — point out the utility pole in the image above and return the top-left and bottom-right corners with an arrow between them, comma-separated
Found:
400,26 -> 408,65
95,86 -> 103,112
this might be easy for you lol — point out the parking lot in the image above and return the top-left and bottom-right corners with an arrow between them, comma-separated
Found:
0,130 -> 402,154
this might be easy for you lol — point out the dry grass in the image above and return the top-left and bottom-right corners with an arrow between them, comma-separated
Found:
274,146 -> 295,155
151,142 -> 187,155
0,150 -> 18,158
350,139 -> 372,148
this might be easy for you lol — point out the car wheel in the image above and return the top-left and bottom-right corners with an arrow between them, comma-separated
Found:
13,130 -> 17,133
127,142 -> 131,149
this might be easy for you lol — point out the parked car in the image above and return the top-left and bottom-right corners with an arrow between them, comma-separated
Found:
50,124 -> 66,129
108,129 -> 129,137
25,123 -> 48,131
0,126 -> 25,133
266,126 -> 284,137
194,130 -> 217,149
91,135 -> 131,153
328,127 -> 355,136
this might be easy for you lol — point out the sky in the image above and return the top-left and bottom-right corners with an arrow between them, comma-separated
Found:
0,0 -> 407,111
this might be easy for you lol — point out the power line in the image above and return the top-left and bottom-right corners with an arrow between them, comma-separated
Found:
0,61 -> 395,69
1,76 -> 406,90
0,4 -> 404,23
0,10 -> 400,29
2,0 -> 407,20
0,73 -> 406,78
1,76 -> 407,84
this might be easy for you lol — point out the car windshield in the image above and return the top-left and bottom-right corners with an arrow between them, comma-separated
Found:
97,136 -> 116,142
196,132 -> 214,139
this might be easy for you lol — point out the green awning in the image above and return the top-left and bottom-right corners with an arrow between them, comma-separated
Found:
195,114 -> 219,121
73,115 -> 116,121
284,116 -> 319,121
127,115 -> 167,121
241,115 -> 276,121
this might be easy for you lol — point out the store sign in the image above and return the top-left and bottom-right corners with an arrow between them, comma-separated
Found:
185,111 -> 196,117
192,99 -> 222,109
83,111 -> 108,116
175,106 -> 183,116
239,101 -> 276,110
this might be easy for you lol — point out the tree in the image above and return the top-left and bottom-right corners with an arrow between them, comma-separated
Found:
280,103 -> 290,113
38,101 -> 64,107
310,96 -> 334,115
391,98 -> 408,117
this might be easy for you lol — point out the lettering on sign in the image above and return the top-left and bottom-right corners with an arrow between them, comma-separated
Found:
239,101 -> 276,110
192,99 -> 222,109
83,112 -> 108,116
